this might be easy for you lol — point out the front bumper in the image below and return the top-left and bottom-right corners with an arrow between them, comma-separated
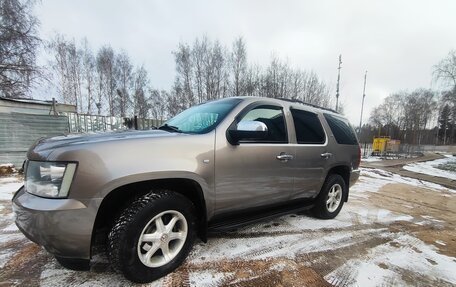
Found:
12,186 -> 97,260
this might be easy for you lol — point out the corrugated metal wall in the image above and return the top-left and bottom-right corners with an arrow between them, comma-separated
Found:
0,113 -> 69,168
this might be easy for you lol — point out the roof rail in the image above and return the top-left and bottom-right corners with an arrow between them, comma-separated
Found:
277,98 -> 338,114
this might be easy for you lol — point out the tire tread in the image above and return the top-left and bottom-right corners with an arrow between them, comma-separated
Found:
107,190 -> 195,282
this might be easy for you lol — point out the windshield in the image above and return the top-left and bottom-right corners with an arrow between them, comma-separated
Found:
162,98 -> 242,134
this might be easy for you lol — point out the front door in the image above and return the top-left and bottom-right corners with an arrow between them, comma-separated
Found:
214,104 -> 294,215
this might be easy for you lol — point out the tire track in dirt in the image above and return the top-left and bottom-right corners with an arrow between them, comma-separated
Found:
391,265 -> 455,287
0,243 -> 50,286
210,222 -> 386,239
299,236 -> 391,278
163,265 -> 191,287
182,258 -> 331,287
221,227 -> 388,261
181,225 -> 395,287
387,221 -> 456,258
324,236 -> 456,287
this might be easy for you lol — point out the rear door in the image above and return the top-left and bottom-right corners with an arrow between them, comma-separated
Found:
290,108 -> 330,199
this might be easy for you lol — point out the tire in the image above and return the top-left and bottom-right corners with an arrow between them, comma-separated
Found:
312,174 -> 346,219
108,190 -> 196,283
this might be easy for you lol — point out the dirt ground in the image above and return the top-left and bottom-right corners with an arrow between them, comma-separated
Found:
0,161 -> 455,286
368,182 -> 456,258
362,152 -> 456,190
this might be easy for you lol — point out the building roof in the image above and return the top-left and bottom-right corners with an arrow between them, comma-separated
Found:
1,96 -> 58,106
0,96 -> 77,114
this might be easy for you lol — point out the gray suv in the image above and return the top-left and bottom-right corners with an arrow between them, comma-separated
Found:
13,97 -> 360,283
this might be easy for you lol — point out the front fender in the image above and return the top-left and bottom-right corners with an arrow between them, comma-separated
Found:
98,171 -> 214,218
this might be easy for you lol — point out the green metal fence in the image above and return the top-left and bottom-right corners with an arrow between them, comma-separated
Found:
0,112 -> 165,168
0,113 -> 69,168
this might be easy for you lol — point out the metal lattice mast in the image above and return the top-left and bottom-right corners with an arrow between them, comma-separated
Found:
359,71 -> 368,133
335,55 -> 342,112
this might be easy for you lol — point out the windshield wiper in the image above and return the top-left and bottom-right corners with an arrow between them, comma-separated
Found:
158,124 -> 183,133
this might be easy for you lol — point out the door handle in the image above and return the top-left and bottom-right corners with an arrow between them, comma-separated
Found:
277,153 -> 294,162
321,152 -> 332,159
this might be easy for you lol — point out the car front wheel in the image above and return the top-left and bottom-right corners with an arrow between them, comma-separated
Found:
108,190 -> 196,283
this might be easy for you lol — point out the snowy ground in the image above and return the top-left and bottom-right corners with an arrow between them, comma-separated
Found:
0,169 -> 455,286
403,155 -> 456,180
0,177 -> 22,201
361,156 -> 382,162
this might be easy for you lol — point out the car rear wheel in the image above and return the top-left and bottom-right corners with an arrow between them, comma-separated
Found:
312,174 -> 346,219
107,190 -> 196,283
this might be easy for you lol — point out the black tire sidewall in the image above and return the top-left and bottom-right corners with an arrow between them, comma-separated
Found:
115,192 -> 196,283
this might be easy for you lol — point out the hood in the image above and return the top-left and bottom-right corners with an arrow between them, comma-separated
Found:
28,129 -> 182,157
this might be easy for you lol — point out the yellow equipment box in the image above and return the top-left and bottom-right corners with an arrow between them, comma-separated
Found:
373,136 -> 390,153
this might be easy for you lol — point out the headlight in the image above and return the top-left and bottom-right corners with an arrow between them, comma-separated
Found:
25,161 -> 77,198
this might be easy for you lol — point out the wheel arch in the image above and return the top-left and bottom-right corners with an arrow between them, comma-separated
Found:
91,177 -> 209,257
325,165 -> 351,202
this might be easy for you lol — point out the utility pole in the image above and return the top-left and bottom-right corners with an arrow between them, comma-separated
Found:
359,71 -> 367,134
335,55 -> 342,112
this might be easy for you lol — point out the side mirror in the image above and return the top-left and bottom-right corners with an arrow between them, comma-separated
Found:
228,120 -> 268,145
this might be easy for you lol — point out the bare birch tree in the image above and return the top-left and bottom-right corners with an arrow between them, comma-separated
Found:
172,43 -> 194,108
81,38 -> 96,114
48,34 -> 84,112
149,89 -> 168,122
96,46 -> 116,116
115,50 -> 133,117
132,65 -> 149,118
0,0 -> 41,98
192,37 -> 207,103
434,50 -> 456,89
230,37 -> 247,97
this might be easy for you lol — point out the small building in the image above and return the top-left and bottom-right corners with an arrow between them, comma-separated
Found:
0,97 -> 76,168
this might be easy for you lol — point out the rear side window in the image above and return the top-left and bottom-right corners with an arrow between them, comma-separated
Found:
291,109 -> 325,144
324,114 -> 358,145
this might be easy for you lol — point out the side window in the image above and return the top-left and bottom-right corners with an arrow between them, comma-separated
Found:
291,109 -> 325,144
323,113 -> 358,145
239,105 -> 288,143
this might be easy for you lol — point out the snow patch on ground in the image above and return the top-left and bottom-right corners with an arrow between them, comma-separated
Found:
326,234 -> 456,286
0,233 -> 26,268
188,270 -> 234,287
360,168 -> 453,192
362,156 -> 382,162
0,176 -> 23,200
40,260 -> 165,287
403,156 -> 456,180
347,207 -> 414,224
435,240 -> 446,246
189,200 -> 415,264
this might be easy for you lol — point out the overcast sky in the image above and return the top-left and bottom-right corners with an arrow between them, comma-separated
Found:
35,0 -> 456,124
